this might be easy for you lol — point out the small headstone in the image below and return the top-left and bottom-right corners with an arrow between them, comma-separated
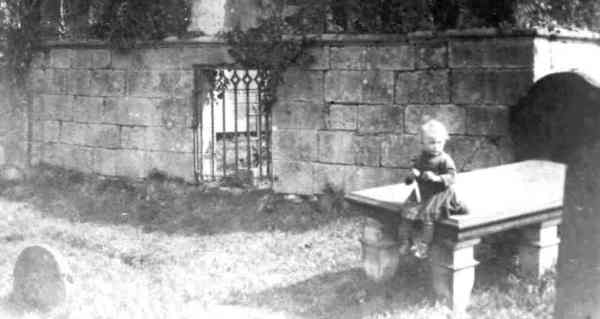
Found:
12,245 -> 70,312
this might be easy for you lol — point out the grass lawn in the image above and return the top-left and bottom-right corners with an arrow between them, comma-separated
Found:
0,166 -> 555,319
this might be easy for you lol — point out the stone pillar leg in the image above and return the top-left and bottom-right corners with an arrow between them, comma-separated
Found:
430,238 -> 480,313
361,216 -> 400,282
518,220 -> 561,278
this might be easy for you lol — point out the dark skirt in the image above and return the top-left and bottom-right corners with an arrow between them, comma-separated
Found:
401,186 -> 467,223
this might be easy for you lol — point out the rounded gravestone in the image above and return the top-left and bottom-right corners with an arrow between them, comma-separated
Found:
511,72 -> 600,319
12,245 -> 70,312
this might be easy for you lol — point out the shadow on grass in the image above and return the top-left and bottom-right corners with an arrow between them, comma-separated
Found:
226,258 -> 437,319
0,165 -> 356,237
225,237 -> 552,319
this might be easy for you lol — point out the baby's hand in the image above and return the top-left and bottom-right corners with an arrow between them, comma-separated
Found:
410,168 -> 420,178
422,171 -> 441,182
405,168 -> 420,184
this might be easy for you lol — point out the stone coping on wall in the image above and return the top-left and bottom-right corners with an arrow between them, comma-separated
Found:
39,28 -> 600,49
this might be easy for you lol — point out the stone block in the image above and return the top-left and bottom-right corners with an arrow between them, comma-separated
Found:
146,126 -> 193,153
72,96 -> 104,123
330,45 -> 412,70
49,49 -> 72,68
28,69 -> 47,93
40,94 -> 73,121
466,105 -> 509,136
30,142 -> 43,166
148,151 -> 195,182
279,69 -> 324,103
449,38 -> 533,68
115,97 -> 158,126
353,135 -> 382,166
115,149 -> 150,179
381,134 -> 421,168
415,41 -> 448,69
53,144 -> 76,169
330,46 -> 365,70
173,70 -> 194,97
31,51 -> 49,68
317,131 -> 354,164
272,101 -> 324,130
68,146 -> 95,173
66,69 -> 92,95
180,46 -> 234,66
347,166 -> 408,192
31,121 -> 43,142
395,70 -> 450,104
85,124 -> 120,149
369,45 -> 413,70
110,51 -> 134,70
90,70 -> 126,96
93,148 -> 118,176
313,162 -> 356,193
273,160 -> 314,194
120,126 -> 147,149
42,143 -> 64,167
47,69 -> 68,94
445,136 -> 514,172
324,104 -> 357,130
43,121 -> 61,143
533,38 -> 552,82
137,48 -> 182,70
32,96 -> 45,120
272,129 -> 317,161
405,104 -> 466,134
72,49 -> 111,69
357,105 -> 403,133
61,122 -> 85,145
127,71 -> 175,98
156,97 -> 193,128
305,46 -> 329,70
325,70 -> 394,104
451,69 -> 532,105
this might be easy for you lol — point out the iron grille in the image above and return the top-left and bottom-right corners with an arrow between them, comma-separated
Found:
192,67 -> 272,185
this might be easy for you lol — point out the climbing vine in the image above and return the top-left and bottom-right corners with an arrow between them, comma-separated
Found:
224,12 -> 315,112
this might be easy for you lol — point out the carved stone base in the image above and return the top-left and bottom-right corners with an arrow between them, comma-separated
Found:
518,220 -> 560,277
430,238 -> 480,313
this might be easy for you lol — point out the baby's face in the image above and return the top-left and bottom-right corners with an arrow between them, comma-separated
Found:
422,134 -> 446,155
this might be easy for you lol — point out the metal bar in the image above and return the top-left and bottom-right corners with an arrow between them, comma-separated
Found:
266,108 -> 272,181
233,73 -> 239,173
222,79 -> 227,178
198,80 -> 204,182
211,90 -> 215,181
257,83 -> 263,179
192,68 -> 199,183
245,71 -> 251,171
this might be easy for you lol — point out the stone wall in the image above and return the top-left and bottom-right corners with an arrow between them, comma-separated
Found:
28,42 -> 231,181
272,34 -> 534,194
23,31 -> 600,193
0,83 -> 28,169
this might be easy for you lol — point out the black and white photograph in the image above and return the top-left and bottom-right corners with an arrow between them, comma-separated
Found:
0,0 -> 598,318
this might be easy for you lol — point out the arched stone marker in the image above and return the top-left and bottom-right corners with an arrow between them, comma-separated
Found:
11,245 -> 70,312
511,72 -> 600,319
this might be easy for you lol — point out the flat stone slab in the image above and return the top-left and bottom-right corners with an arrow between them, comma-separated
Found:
346,160 -> 566,230
12,245 -> 70,312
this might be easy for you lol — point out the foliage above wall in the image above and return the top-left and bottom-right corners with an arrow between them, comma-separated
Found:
224,13 -> 315,112
0,0 -> 41,96
284,0 -> 600,33
89,0 -> 191,50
